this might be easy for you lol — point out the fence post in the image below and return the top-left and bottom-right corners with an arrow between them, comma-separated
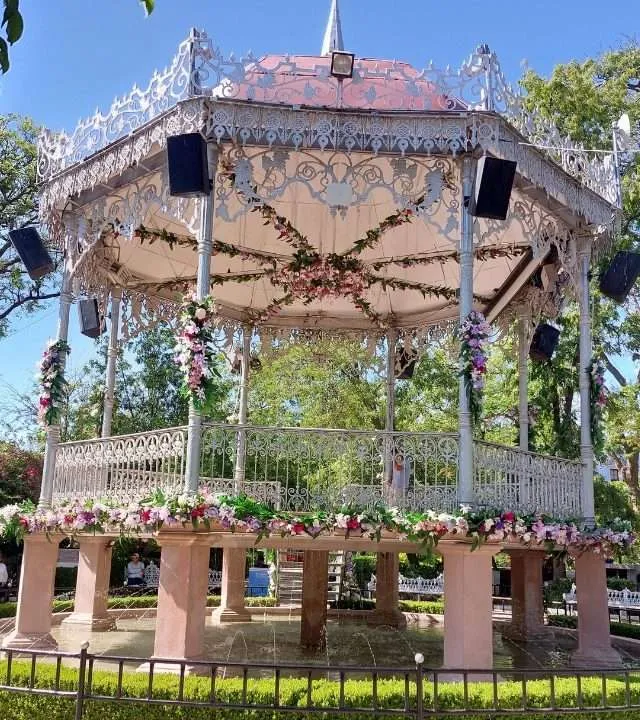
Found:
75,642 -> 90,720
415,653 -> 424,720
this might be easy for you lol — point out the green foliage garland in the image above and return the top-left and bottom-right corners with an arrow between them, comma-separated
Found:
37,340 -> 70,427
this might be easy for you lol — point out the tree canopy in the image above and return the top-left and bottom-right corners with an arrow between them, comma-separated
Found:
0,114 -> 60,338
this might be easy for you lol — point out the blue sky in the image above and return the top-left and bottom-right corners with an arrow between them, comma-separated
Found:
0,0 -> 638,401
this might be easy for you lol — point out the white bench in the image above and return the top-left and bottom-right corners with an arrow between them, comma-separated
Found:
563,586 -> 640,613
143,562 -> 222,593
367,573 -> 444,598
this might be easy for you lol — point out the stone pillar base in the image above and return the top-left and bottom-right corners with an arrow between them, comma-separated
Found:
502,622 -> 551,642
506,549 -> 548,642
571,550 -> 621,668
371,552 -> 405,629
214,548 -> 250,625
367,608 -> 407,629
60,613 -> 116,631
439,542 -> 499,670
211,607 -> 252,624
2,631 -> 57,651
301,550 -> 329,650
137,661 -> 209,676
152,537 -> 210,663
4,535 -> 59,652
572,647 -> 623,669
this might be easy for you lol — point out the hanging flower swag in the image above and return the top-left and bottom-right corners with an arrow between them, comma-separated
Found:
174,295 -> 220,412
132,157 -> 526,326
589,356 -> 607,448
459,311 -> 491,426
0,493 -> 634,559
37,340 -> 70,427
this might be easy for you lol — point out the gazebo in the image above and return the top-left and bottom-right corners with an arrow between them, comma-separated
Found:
4,2 -> 625,671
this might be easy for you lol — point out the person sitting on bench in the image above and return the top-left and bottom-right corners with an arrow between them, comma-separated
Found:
126,553 -> 145,587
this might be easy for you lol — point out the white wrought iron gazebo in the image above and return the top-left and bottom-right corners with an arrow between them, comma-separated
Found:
6,4 -> 622,671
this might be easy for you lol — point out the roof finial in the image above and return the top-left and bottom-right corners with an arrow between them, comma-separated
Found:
321,0 -> 344,56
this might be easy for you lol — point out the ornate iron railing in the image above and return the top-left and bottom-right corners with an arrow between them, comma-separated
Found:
473,441 -> 583,517
53,427 -> 187,503
199,423 -> 459,512
53,424 -> 582,516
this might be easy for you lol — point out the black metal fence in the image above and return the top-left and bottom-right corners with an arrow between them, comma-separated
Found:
1,645 -> 640,719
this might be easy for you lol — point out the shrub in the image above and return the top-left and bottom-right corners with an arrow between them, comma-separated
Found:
548,615 -> 640,640
352,553 -> 376,588
607,577 -> 636,591
0,594 -> 277,619
544,577 -> 573,604
329,598 -> 444,614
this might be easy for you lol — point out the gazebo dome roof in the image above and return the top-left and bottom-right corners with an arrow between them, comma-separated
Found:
212,53 -> 468,112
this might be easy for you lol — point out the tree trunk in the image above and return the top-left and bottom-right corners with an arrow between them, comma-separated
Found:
627,451 -> 640,505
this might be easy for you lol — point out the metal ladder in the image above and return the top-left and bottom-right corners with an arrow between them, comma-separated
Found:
276,550 -> 345,606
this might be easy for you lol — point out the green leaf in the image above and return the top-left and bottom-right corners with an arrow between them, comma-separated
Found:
4,8 -> 22,44
141,0 -> 155,15
0,37 -> 9,73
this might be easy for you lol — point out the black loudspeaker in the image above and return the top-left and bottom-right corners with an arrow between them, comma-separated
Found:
469,157 -> 517,221
167,133 -> 210,198
599,251 -> 640,303
529,323 -> 560,362
8,227 -> 55,281
78,298 -> 105,339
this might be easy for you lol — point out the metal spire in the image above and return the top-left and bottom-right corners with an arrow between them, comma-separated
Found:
321,0 -> 344,55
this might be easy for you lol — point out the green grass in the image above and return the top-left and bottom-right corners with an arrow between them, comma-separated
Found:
0,657 -> 640,719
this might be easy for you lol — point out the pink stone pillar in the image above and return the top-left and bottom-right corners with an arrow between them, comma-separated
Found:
3,535 -> 59,650
300,550 -> 328,649
62,537 -> 114,630
504,549 -> 548,641
368,552 -> 406,628
212,548 -> 251,623
152,538 -> 210,663
572,551 -> 621,667
439,543 -> 498,670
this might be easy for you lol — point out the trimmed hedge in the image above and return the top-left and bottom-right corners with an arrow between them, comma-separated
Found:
1,658 -> 640,719
0,595 -> 277,619
548,615 -> 640,640
0,596 -> 443,619
330,598 -> 444,614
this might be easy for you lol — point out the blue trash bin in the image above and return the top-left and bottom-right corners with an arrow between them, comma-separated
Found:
247,567 -> 270,597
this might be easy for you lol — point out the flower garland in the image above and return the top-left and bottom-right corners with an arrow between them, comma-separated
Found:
0,494 -> 633,559
37,340 -> 70,427
174,295 -> 220,412
459,311 -> 491,427
589,357 -> 607,449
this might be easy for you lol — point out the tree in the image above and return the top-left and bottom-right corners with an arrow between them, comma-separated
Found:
0,441 -> 41,504
0,114 -> 60,338
1,1 -> 155,73
64,326 -> 231,441
523,43 -> 640,487
605,384 -> 640,502
249,339 -> 384,430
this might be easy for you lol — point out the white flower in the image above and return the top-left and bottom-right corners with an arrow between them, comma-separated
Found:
334,513 -> 349,529
195,307 -> 207,321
